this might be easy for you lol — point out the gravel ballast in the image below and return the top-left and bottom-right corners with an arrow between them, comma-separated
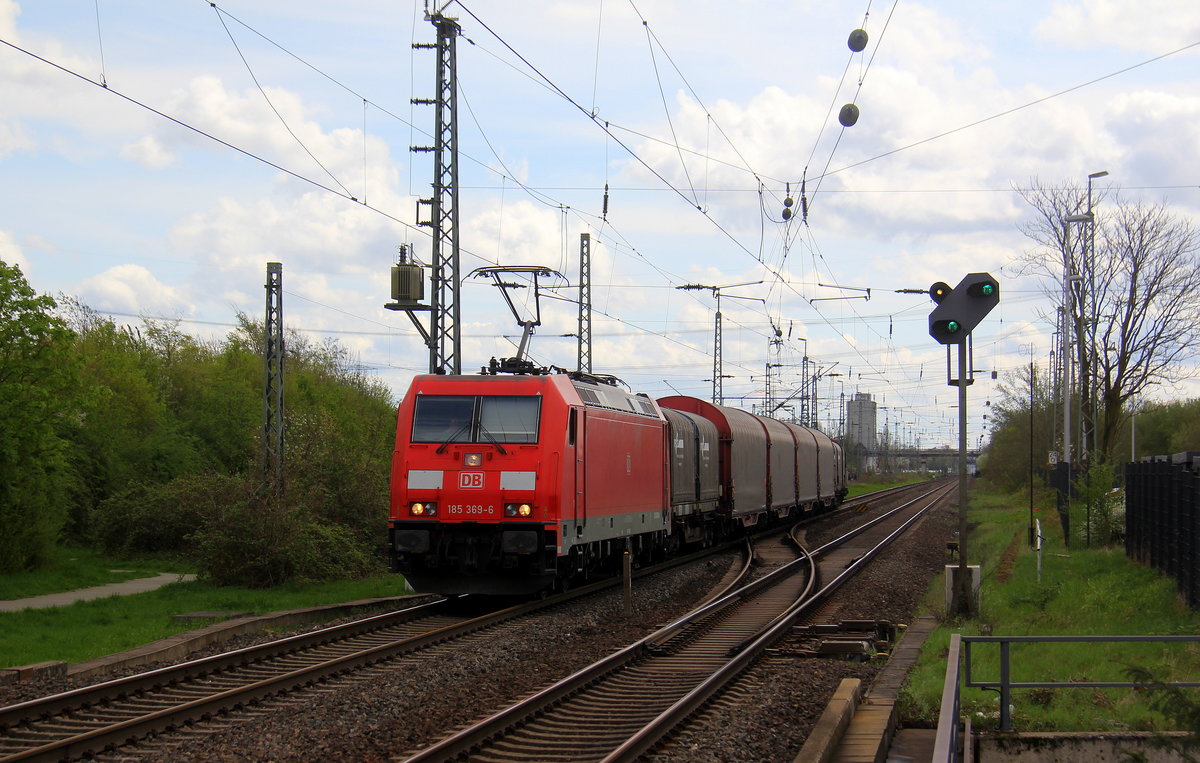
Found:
1,491 -> 957,761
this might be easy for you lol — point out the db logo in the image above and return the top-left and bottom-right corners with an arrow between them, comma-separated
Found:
459,472 -> 485,489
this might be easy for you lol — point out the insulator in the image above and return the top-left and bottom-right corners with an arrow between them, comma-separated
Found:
602,183 -> 609,218
848,29 -> 869,52
784,196 -> 794,208
782,207 -> 792,221
839,103 -> 860,127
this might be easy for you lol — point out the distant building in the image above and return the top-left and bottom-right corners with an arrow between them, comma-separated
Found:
847,392 -> 877,450
846,392 -> 878,474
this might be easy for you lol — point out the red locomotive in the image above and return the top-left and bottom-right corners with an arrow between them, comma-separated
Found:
388,370 -> 846,595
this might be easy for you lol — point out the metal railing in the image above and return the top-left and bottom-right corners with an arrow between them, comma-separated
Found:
934,633 -> 1200,761
932,633 -> 965,762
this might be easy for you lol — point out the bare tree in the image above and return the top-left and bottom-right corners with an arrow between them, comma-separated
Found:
1095,202 -> 1200,456
1012,179 -> 1200,462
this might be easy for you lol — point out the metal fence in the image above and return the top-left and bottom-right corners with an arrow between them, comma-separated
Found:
932,633 -> 966,763
934,634 -> 1200,762
1126,452 -> 1200,608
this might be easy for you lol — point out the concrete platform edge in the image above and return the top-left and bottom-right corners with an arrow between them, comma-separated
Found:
795,678 -> 864,763
807,616 -> 939,763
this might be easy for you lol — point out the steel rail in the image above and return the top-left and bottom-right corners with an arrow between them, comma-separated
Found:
0,537 -> 756,762
404,483 -> 950,762
605,483 -> 953,762
0,597 -> 443,730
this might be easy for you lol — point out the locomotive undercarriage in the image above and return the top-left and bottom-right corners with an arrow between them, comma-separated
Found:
390,522 -> 559,595
560,530 -> 670,589
390,496 -> 841,596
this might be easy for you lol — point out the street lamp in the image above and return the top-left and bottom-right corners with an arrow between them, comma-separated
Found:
1060,212 -> 1092,549
1083,171 -> 1108,458
1061,212 -> 1092,468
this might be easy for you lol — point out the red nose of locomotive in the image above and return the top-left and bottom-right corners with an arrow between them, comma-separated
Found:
398,447 -> 540,523
388,380 -> 557,595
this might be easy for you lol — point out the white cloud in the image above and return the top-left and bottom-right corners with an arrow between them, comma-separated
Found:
0,229 -> 30,274
0,120 -> 34,158
161,76 -> 396,193
0,0 -> 19,40
1105,90 -> 1200,189
1035,0 -> 1200,53
76,264 -> 190,316
120,135 -> 175,168
463,199 -> 566,270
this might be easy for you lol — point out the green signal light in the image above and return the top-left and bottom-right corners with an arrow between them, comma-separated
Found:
947,320 -> 961,333
979,283 -> 995,296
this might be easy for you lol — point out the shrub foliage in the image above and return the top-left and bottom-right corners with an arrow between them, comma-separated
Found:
2,261 -> 397,585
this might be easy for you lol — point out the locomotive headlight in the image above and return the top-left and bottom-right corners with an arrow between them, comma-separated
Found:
410,502 -> 437,516
463,452 -> 483,467
504,503 -> 534,517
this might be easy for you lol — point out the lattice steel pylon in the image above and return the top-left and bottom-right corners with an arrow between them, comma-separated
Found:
712,307 -> 724,405
577,233 -> 592,373
411,11 -> 462,375
262,262 -> 284,494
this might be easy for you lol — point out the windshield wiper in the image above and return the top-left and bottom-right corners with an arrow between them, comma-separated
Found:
435,421 -> 472,454
477,425 -> 509,455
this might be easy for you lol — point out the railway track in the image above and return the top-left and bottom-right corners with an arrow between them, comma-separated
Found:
0,481 -> 943,762
0,535 -> 758,763
402,481 -> 953,762
0,598 -> 480,762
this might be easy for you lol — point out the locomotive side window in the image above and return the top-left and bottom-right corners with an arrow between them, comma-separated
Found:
480,396 -> 540,443
412,396 -> 475,443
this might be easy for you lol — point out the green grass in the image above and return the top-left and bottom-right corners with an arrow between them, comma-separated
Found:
0,571 -> 415,669
847,472 -> 938,498
0,545 -> 194,600
899,484 -> 1200,733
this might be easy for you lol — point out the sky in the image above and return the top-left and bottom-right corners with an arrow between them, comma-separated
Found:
2,0 -> 1199,451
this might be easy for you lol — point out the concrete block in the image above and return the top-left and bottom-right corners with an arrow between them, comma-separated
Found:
15,661 -> 67,681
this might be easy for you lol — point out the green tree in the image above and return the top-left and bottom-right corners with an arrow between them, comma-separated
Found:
0,261 -> 80,571
982,361 -> 1056,492
60,305 -> 206,538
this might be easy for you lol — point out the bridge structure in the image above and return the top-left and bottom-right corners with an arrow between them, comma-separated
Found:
860,447 -> 981,460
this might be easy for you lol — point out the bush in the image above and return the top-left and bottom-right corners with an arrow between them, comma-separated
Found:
192,496 -> 376,588
1072,460 -> 1123,547
92,473 -> 247,555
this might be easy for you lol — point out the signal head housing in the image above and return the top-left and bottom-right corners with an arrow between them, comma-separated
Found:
928,272 -> 1000,344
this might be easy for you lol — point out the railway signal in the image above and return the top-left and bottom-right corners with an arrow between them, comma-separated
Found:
925,272 -> 1000,618
928,272 -> 1000,344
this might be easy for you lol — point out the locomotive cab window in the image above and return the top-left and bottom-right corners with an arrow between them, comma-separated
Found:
480,396 -> 540,443
412,394 -> 541,444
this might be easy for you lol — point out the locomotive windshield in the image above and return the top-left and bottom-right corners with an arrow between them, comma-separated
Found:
411,395 -> 540,444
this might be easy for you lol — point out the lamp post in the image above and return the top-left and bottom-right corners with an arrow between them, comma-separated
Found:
1061,213 -> 1093,465
1062,212 -> 1092,546
1082,171 -> 1108,459
1028,344 -> 1036,547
